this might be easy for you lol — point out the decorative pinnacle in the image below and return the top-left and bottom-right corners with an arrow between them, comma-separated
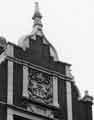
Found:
85,90 -> 89,96
83,90 -> 93,103
32,2 -> 42,20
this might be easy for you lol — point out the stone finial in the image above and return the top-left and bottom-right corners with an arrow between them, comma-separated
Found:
32,2 -> 43,27
32,2 -> 42,19
82,90 -> 93,103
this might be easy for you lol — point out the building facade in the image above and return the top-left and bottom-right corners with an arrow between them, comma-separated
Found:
0,2 -> 93,120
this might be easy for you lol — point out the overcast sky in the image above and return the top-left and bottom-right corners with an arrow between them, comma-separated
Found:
0,0 -> 93,117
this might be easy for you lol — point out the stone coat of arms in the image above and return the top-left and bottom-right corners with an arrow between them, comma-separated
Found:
28,69 -> 53,104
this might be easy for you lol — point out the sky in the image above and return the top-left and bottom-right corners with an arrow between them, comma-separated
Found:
0,0 -> 93,118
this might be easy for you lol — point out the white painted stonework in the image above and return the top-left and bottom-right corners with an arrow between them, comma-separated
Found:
6,44 -> 14,57
7,61 -> 13,105
7,108 -> 13,120
66,81 -> 73,120
23,65 -> 29,97
7,44 -> 14,104
53,76 -> 59,107
65,65 -> 72,78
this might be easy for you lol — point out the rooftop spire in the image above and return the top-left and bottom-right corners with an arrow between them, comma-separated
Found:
32,2 -> 42,19
32,2 -> 43,27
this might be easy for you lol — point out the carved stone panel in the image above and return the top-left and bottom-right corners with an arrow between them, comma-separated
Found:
28,69 -> 53,105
